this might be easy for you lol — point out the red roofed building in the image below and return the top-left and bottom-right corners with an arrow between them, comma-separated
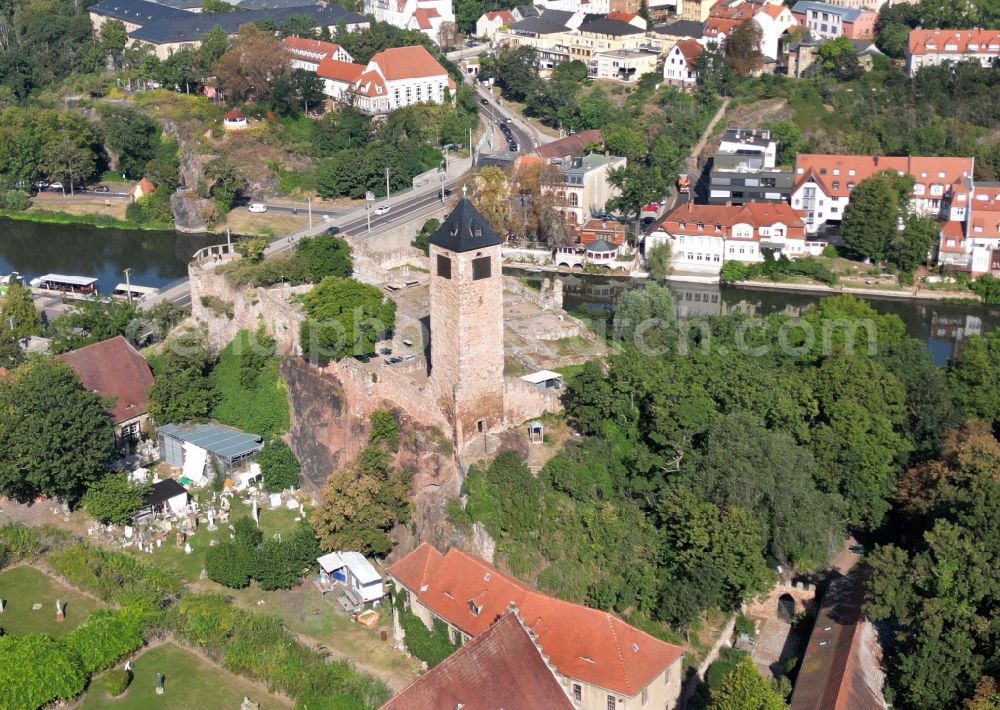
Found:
905,29 -> 1000,77
282,36 -> 354,71
349,45 -> 455,115
364,0 -> 455,44
380,610 -> 575,710
644,201 -> 812,274
663,38 -> 702,86
58,335 -> 153,447
791,153 -> 975,234
388,544 -> 685,710
704,0 -> 796,60
476,8 -> 516,39
317,55 -> 366,101
128,177 -> 156,201
938,182 -> 1000,277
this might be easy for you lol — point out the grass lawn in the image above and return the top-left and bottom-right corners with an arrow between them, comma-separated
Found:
78,642 -> 290,710
0,566 -> 104,636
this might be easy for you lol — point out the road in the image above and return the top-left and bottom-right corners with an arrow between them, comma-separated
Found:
474,83 -> 552,153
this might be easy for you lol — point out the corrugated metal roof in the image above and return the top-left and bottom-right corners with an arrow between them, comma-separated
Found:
157,423 -> 263,460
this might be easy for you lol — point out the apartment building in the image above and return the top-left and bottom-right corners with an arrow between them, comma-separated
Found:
364,0 -> 455,43
904,29 -> 1000,77
282,36 -> 355,71
349,45 -> 455,114
938,182 -> 1000,277
790,1 -> 876,40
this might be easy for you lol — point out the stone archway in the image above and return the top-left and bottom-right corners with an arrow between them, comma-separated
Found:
777,593 -> 796,621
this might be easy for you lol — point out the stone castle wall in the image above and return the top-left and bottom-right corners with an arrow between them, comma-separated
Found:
503,377 -> 563,427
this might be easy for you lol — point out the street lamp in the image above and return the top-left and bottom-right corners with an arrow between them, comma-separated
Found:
365,190 -> 375,233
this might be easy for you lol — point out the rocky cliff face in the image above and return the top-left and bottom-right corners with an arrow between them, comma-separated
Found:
170,193 -> 218,233
281,358 -> 466,558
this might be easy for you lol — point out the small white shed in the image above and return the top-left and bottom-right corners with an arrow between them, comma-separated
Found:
317,551 -> 385,604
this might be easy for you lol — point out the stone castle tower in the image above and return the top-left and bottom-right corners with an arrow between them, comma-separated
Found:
427,198 -> 505,450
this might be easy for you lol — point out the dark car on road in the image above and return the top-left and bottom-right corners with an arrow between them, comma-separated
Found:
480,98 -> 489,105
324,225 -> 342,235
91,185 -> 111,193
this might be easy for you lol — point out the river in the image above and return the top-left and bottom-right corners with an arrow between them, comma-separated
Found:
512,271 -> 1000,366
0,218 -> 218,294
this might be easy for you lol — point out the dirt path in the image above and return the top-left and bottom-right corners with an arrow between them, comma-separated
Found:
687,97 -> 732,173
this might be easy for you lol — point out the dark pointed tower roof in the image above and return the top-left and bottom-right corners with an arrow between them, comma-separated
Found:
429,198 -> 502,253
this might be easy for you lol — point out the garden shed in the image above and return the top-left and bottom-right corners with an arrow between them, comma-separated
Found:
157,423 -> 263,485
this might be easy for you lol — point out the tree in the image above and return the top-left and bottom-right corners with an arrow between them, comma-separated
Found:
48,300 -> 141,354
840,173 -> 903,262
82,473 -> 151,525
646,241 -> 672,280
709,655 -> 787,709
235,238 -> 268,263
99,105 -> 160,180
607,164 -> 663,239
436,21 -> 459,50
890,215 -> 937,273
147,330 -> 219,424
277,13 -> 317,38
0,634 -> 87,709
0,281 -> 40,338
203,0 -> 238,11
100,19 -> 128,67
603,126 -> 647,162
312,445 -> 411,556
694,41 -> 734,96
816,36 -> 862,80
763,121 -> 801,167
369,409 -> 399,451
39,134 -> 95,195
811,350 -> 907,527
295,233 -> 353,282
949,329 -> 1000,426
478,45 -> 539,103
467,166 -> 510,235
612,282 -> 676,352
0,358 -> 114,504
299,277 -> 397,362
257,441 -> 301,491
213,24 -> 291,102
412,218 -> 439,255
723,20 -> 763,78
199,26 -> 231,66
203,156 -> 246,213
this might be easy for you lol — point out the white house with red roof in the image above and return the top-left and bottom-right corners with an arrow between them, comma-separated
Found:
388,544 -> 685,710
348,45 -> 455,114
790,153 -> 975,234
282,36 -> 354,72
663,38 -> 702,85
317,55 -> 366,101
364,0 -> 455,43
644,201 -> 813,274
476,8 -> 516,39
905,29 -> 1000,77
939,182 -> 1000,277
703,0 -> 796,60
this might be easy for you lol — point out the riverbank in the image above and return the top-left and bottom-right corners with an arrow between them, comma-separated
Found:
0,207 -> 172,232
502,261 -> 980,303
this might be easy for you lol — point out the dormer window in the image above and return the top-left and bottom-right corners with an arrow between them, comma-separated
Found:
468,600 -> 480,616
833,169 -> 840,176
848,169 -> 856,176
819,168 -> 827,175
696,222 -> 704,230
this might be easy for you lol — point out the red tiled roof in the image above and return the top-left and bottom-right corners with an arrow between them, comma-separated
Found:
534,129 -> 603,161
789,568 -> 887,710
223,107 -> 245,120
938,220 -> 966,252
608,10 -> 637,21
380,611 -> 575,710
907,29 -> 1000,56
388,544 -> 685,697
651,201 -> 805,240
793,154 -> 974,199
58,335 -> 153,424
413,6 -> 439,29
128,177 -> 155,196
369,45 -> 448,81
483,9 -> 514,22
761,3 -> 787,19
676,38 -> 703,65
968,184 -> 1000,239
355,70 -> 387,97
281,36 -> 342,57
317,56 -> 365,83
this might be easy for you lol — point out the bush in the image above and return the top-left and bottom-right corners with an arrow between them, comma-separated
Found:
210,329 -> 290,440
175,593 -> 243,651
205,541 -> 255,588
369,410 -> 399,450
0,190 -> 30,211
258,441 -> 301,491
822,243 -> 839,258
296,233 -> 353,282
63,608 -> 145,674
103,668 -> 131,696
412,218 -> 439,256
48,543 -> 182,607
0,634 -> 87,709
395,593 -> 458,667
704,647 -> 749,691
82,473 -> 151,525
0,524 -> 41,563
971,274 -> 1000,304
734,614 -> 755,639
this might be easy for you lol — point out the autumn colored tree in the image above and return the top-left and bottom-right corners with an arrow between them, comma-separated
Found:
723,20 -> 763,78
467,166 -> 510,236
213,24 -> 291,102
312,445 -> 411,556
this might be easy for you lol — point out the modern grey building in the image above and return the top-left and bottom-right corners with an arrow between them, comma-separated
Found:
707,127 -> 793,205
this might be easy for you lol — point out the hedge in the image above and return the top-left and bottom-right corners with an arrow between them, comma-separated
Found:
63,608 -> 144,674
48,543 -> 182,609
394,592 -> 458,667
104,668 -> 131,696
0,634 -> 87,710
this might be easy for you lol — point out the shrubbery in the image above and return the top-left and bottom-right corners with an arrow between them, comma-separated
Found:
720,251 -> 838,285
82,474 -> 151,525
210,328 -> 290,439
0,635 -> 87,709
394,592 -> 458,667
103,668 -> 131,696
63,608 -> 144,674
257,441 -> 301,491
206,518 -> 319,591
0,190 -> 30,211
48,543 -> 182,609
220,233 -> 352,288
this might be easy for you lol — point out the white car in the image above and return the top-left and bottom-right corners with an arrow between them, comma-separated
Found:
248,203 -> 267,213
49,181 -> 64,191
374,204 -> 390,216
